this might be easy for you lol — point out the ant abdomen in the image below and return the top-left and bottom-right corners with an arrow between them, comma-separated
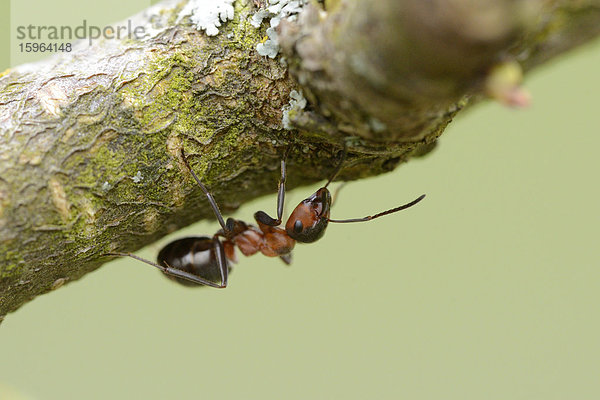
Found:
157,237 -> 230,287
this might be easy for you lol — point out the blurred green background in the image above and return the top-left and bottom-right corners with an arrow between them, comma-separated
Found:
1,1 -> 600,399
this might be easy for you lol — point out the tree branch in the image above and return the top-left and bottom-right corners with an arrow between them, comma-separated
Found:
1,0 -> 599,319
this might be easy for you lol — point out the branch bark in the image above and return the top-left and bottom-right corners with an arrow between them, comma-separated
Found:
0,0 -> 599,319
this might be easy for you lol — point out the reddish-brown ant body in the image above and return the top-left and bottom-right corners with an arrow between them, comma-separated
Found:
108,149 -> 425,288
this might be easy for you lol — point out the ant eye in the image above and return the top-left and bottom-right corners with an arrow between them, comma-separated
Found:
293,220 -> 303,233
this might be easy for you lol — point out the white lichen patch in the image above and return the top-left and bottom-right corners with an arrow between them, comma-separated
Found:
250,9 -> 271,28
368,117 -> 387,133
48,177 -> 70,222
256,27 -> 280,58
281,89 -> 307,129
101,181 -> 112,192
266,0 -> 306,26
253,0 -> 308,58
177,0 -> 235,36
132,171 -> 143,183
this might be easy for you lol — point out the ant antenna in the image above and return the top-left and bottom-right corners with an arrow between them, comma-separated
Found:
324,147 -> 347,189
328,194 -> 426,223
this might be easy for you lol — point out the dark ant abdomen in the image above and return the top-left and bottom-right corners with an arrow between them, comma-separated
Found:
157,237 -> 226,287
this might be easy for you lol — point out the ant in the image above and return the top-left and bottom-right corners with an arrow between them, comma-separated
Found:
107,148 -> 425,288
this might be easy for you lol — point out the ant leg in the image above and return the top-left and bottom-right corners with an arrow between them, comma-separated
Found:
254,154 -> 288,227
213,237 -> 229,287
324,145 -> 347,188
331,182 -> 347,208
105,252 -> 227,288
275,158 -> 286,224
180,149 -> 228,232
279,253 -> 292,265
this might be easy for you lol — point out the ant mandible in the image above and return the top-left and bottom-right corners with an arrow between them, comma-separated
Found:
107,148 -> 425,288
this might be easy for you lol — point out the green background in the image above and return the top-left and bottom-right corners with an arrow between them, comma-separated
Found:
1,1 -> 599,399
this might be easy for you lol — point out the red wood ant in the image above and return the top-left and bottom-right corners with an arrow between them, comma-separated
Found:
107,149 -> 425,288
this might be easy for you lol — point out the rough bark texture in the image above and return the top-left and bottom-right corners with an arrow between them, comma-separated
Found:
0,0 -> 599,319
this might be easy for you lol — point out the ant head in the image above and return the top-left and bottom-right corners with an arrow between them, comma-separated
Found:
286,187 -> 332,243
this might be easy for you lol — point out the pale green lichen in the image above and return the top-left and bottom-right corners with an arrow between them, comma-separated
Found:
254,0 -> 309,58
132,171 -> 143,183
177,0 -> 235,36
282,89 -> 307,129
